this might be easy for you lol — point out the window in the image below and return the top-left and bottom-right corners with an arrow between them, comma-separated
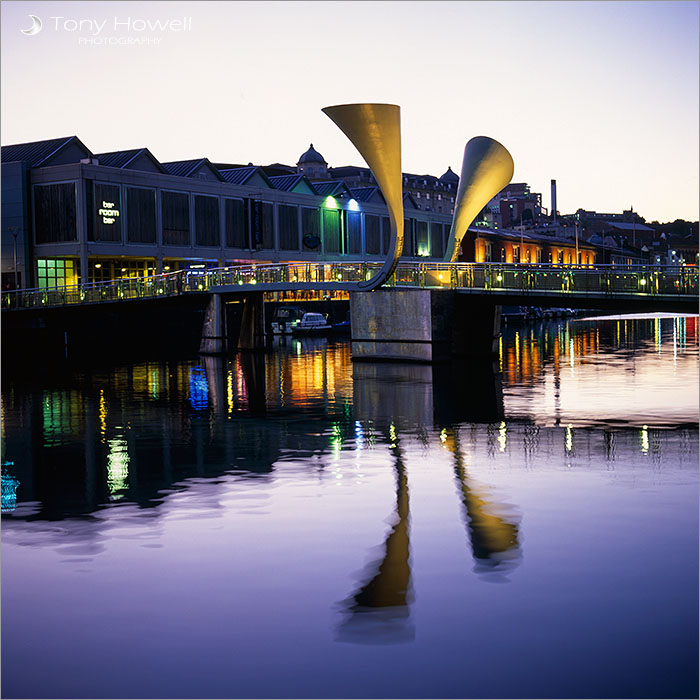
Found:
347,211 -> 362,254
547,251 -> 553,263
162,191 -> 190,246
536,248 -> 542,263
513,245 -> 520,263
501,247 -> 506,262
577,251 -> 582,265
365,215 -> 380,255
558,250 -> 564,265
567,251 -> 572,265
278,204 -> 299,251
127,187 -> 156,243
224,198 -> 246,248
301,208 -> 321,249
194,195 -> 220,247
36,258 -> 78,288
34,183 -> 77,243
401,218 -> 415,257
526,249 -> 531,263
430,222 -> 443,258
323,208 -> 341,253
484,242 -> 492,262
381,217 -> 391,255
249,201 -> 274,249
415,220 -> 429,256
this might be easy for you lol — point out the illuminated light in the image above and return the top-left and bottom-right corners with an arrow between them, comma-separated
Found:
250,279 -> 257,285
324,195 -> 338,209
1,464 -> 20,513
291,275 -> 297,282
389,423 -> 398,447
497,421 -> 507,452
106,437 -> 129,497
641,425 -> 649,455
496,274 -> 503,282
238,280 -> 243,285
440,428 -> 447,444
438,273 -> 444,280
189,366 -> 209,409
121,268 -> 127,273
164,266 -> 171,271
640,278 -> 647,286
348,198 -> 360,211
94,263 -> 102,269
565,424 -> 574,453
98,200 -> 120,224
198,284 -> 203,290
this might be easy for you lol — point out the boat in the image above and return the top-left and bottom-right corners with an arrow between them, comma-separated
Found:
291,312 -> 332,336
271,306 -> 306,335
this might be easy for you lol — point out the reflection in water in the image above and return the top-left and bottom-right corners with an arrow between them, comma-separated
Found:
443,430 -> 521,579
2,463 -> 20,513
106,436 -> 129,499
337,426 -> 414,645
1,317 -> 698,699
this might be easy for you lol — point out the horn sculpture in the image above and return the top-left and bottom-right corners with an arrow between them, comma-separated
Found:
322,103 -> 404,290
444,137 -> 514,262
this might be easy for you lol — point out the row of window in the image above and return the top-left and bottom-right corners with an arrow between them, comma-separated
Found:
32,182 -> 450,258
481,241 -> 594,265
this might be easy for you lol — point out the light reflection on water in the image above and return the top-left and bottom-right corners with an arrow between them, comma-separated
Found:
1,314 -> 698,699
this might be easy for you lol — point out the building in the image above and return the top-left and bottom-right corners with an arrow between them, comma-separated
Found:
459,226 -> 598,266
1,136 -> 455,290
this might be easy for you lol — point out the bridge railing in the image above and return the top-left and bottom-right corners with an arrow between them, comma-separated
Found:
2,262 -> 697,310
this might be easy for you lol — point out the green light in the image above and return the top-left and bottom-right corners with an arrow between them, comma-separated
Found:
324,196 -> 338,209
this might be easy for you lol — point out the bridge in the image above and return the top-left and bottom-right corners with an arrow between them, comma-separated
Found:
3,261 -> 695,362
2,261 -> 697,311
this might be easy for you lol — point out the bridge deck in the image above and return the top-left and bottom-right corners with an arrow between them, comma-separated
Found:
2,262 -> 697,312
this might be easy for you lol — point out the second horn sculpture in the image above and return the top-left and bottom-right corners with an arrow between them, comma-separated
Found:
444,137 -> 514,263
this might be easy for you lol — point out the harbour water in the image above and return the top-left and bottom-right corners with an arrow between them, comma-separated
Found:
2,314 -> 698,699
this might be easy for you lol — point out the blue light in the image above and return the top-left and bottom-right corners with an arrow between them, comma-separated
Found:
189,367 -> 209,410
2,464 -> 20,513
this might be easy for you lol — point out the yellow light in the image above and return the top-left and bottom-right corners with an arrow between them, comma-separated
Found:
496,274 -> 503,282
164,266 -> 171,271
498,421 -> 507,452
94,263 -> 102,269
640,278 -> 647,286
121,268 -> 127,273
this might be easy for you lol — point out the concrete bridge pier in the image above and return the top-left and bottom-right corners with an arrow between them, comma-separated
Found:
350,289 -> 501,362
237,293 -> 267,352
200,294 -> 227,355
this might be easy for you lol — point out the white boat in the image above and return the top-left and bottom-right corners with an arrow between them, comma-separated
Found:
271,306 -> 306,335
291,312 -> 332,336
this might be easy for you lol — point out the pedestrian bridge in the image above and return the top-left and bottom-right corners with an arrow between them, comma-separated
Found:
2,261 -> 697,312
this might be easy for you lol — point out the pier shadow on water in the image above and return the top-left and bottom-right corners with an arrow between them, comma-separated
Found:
352,357 -> 504,427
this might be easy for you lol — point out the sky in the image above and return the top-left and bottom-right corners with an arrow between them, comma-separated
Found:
1,0 -> 698,222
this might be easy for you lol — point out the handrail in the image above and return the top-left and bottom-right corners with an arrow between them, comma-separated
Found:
2,262 -> 697,311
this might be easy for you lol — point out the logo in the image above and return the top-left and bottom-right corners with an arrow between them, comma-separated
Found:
20,14 -> 42,35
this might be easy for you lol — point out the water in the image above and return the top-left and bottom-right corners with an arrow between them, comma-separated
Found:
2,314 -> 698,699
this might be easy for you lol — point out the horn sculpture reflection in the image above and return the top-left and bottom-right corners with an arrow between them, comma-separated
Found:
444,136 -> 514,262
322,104 -> 404,290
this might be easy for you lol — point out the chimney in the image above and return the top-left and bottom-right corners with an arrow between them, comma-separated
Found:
551,179 -> 558,224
